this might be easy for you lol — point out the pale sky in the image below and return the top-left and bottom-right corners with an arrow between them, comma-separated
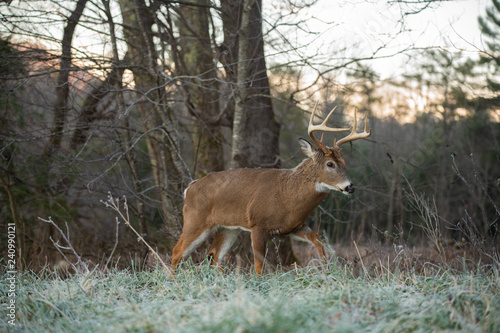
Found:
263,0 -> 488,80
310,0 -> 487,78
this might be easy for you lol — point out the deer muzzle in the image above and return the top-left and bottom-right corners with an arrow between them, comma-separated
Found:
345,184 -> 355,194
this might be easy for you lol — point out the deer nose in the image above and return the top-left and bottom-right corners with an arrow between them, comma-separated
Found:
345,184 -> 355,194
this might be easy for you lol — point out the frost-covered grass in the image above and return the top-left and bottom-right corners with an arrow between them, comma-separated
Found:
2,260 -> 499,332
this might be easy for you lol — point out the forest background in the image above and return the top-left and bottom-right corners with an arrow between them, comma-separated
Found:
0,0 -> 499,272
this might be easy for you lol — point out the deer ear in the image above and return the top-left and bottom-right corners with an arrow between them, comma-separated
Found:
299,138 -> 315,158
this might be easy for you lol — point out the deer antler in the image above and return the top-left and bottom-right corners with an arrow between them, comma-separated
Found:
308,103 -> 350,154
335,109 -> 371,147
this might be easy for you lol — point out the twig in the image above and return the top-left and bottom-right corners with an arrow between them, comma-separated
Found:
102,193 -> 183,292
404,178 -> 444,256
468,153 -> 500,217
38,217 -> 90,275
451,154 -> 490,226
105,218 -> 120,270
101,193 -> 171,274
353,241 -> 370,280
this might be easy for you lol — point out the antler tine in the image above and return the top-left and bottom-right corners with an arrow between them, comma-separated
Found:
335,109 -> 372,147
308,104 -> 350,153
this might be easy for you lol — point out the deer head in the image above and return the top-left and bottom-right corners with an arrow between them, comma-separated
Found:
300,104 -> 371,195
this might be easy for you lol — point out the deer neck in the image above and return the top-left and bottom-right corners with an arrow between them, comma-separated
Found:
285,159 -> 329,212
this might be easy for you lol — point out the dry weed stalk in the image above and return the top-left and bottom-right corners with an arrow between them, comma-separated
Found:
105,218 -> 120,270
38,217 -> 90,275
451,154 -> 499,267
405,184 -> 445,256
102,193 -> 172,274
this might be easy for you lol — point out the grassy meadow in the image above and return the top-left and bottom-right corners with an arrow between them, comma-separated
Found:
2,258 -> 499,333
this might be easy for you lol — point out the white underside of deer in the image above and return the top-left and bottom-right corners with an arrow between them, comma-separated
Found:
171,105 -> 371,275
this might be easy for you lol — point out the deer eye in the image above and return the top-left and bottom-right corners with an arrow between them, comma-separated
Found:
327,162 -> 335,168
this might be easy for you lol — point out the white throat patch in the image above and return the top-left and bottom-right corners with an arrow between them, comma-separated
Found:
315,182 -> 337,193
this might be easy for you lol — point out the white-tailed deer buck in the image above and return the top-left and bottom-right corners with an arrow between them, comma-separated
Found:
171,105 -> 371,275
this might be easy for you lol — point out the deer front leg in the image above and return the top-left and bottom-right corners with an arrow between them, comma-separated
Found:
250,228 -> 269,275
291,226 -> 326,259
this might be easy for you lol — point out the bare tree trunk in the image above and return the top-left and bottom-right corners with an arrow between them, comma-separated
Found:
44,0 -> 89,158
178,0 -> 224,177
220,0 -> 242,79
119,0 -> 187,236
387,162 -> 397,237
231,0 -> 280,169
218,0 -> 243,126
0,170 -> 23,270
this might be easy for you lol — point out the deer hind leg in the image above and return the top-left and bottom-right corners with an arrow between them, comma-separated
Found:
208,228 -> 240,265
171,227 -> 212,271
250,228 -> 269,275
291,226 -> 326,259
